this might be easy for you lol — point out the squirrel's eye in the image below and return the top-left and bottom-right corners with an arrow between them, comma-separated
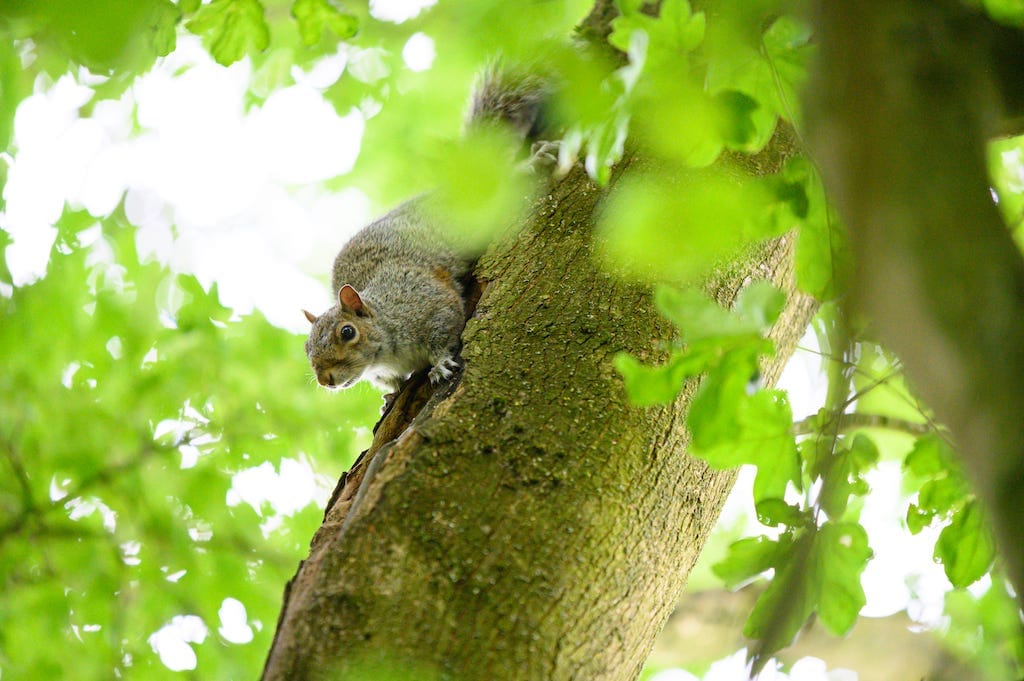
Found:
340,324 -> 356,341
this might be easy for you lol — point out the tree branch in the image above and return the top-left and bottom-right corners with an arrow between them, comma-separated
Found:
792,412 -> 933,438
809,0 -> 1024,598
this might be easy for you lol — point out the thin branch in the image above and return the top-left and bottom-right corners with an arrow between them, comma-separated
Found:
793,411 -> 934,438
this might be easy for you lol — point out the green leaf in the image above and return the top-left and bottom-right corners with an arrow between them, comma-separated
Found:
715,89 -> 761,150
755,499 -> 811,528
656,286 -> 752,340
614,350 -> 706,406
745,521 -> 870,668
609,0 -> 705,62
655,282 -> 782,343
426,127 -> 533,253
917,476 -> 970,516
175,275 -> 233,330
691,386 -> 800,502
291,0 -> 358,47
187,0 -> 270,66
904,433 -> 957,478
818,433 -> 879,520
704,10 -> 811,138
937,500 -> 996,588
815,521 -> 872,635
745,529 -> 815,656
906,505 -> 932,535
712,535 -> 788,589
0,0 -> 180,74
600,170 -> 783,282
734,280 -> 785,331
786,158 -> 851,301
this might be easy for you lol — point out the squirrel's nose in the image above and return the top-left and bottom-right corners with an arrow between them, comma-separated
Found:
316,371 -> 335,387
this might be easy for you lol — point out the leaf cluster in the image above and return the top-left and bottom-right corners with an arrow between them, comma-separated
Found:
0,214 -> 376,677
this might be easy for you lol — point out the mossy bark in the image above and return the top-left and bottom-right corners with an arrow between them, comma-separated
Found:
262,153 -> 816,679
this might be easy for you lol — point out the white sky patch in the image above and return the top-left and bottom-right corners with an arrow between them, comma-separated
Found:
218,598 -> 254,644
777,327 -> 827,421
148,615 -> 208,672
65,496 -> 117,532
857,461 -> 950,619
402,33 -> 436,72
2,33 -> 370,332
370,0 -> 437,23
226,456 -> 331,523
292,49 -> 349,89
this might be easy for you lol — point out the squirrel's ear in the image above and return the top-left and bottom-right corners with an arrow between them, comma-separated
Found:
303,309 -> 317,324
338,285 -> 365,313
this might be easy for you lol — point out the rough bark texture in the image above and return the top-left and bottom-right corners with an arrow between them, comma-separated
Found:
808,0 -> 1024,598
262,143 -> 816,679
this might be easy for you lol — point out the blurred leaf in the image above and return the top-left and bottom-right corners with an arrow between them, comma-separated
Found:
784,157 -> 851,301
187,0 -> 270,66
943,576 -> 1024,679
614,350 -> 705,406
704,8 -> 812,140
0,219 -> 377,677
655,286 -> 763,341
0,0 -> 180,73
734,280 -> 785,331
0,35 -> 30,157
980,0 -> 1024,25
755,499 -> 811,528
600,169 -> 786,282
937,500 -> 997,588
904,433 -> 958,478
815,521 -> 872,635
713,534 -> 790,589
291,0 -> 358,47
746,521 -> 870,668
426,126 -> 534,255
745,528 -> 815,662
817,434 -> 879,520
609,0 -> 705,62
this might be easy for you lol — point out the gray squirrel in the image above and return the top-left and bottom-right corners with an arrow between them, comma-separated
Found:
304,69 -> 554,393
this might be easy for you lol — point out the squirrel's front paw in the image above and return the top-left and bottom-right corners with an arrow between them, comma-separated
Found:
519,140 -> 562,174
428,357 -> 462,385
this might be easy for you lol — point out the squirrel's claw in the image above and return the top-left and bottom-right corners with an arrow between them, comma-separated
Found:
520,139 -> 561,173
428,357 -> 462,385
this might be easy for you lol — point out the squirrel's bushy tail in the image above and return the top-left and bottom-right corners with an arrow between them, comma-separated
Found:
466,65 -> 552,142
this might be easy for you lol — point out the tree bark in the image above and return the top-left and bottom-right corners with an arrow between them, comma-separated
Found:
262,143 -> 815,678
808,0 -> 1024,598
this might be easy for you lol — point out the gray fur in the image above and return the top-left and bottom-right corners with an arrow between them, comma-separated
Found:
305,70 -> 550,393
306,200 -> 470,392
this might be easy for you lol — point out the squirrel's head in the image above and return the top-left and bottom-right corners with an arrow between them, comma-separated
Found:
303,284 -> 377,389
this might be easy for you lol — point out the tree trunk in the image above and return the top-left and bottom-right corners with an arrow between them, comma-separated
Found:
262,148 -> 816,679
808,0 -> 1024,598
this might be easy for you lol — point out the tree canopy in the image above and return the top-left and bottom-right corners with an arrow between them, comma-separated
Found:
1,1 -> 1023,679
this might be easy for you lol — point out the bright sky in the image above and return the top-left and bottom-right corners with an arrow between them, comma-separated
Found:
0,1 -> 964,676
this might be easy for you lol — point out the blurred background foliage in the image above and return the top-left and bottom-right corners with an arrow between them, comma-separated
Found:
1,0 -> 1024,679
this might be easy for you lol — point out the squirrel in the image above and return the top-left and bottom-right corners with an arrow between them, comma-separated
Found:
304,68 -> 554,394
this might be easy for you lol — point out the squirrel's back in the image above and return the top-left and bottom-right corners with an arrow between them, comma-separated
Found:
330,198 -> 471,297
